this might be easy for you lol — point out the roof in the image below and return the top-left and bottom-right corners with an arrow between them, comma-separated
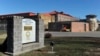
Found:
49,11 -> 73,17
0,11 -> 79,21
48,11 -> 79,21
0,12 -> 36,17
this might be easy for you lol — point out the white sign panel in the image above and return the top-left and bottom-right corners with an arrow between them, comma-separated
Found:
22,18 -> 36,43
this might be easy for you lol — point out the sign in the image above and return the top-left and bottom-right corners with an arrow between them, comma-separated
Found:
22,18 -> 36,43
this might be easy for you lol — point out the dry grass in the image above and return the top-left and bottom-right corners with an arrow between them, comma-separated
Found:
19,37 -> 100,56
0,34 -> 7,44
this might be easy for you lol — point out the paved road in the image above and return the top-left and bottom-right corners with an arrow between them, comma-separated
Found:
45,31 -> 100,37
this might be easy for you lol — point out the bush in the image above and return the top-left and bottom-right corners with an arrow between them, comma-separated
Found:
45,33 -> 52,38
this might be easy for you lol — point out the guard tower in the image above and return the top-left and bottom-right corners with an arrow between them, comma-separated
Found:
86,14 -> 98,31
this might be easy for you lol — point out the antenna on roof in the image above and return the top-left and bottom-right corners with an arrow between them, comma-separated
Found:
60,11 -> 64,14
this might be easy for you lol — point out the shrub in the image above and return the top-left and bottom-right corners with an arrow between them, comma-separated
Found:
45,33 -> 52,38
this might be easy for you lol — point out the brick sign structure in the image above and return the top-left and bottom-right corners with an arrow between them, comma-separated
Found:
2,16 -> 44,55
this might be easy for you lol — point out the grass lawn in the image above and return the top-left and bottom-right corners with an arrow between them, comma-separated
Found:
1,34 -> 100,56
19,37 -> 100,56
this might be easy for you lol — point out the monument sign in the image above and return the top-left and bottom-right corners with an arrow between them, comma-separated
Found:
2,16 -> 44,56
22,18 -> 36,43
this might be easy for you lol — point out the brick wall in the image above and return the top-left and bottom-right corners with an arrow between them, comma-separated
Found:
57,14 -> 77,22
71,22 -> 89,32
40,13 -> 78,30
40,14 -> 52,29
86,23 -> 89,31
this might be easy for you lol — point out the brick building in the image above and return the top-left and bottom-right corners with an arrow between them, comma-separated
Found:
49,21 -> 89,32
48,14 -> 100,32
0,11 -> 99,32
71,22 -> 89,32
39,11 -> 78,30
0,11 -> 79,31
43,11 -> 90,32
